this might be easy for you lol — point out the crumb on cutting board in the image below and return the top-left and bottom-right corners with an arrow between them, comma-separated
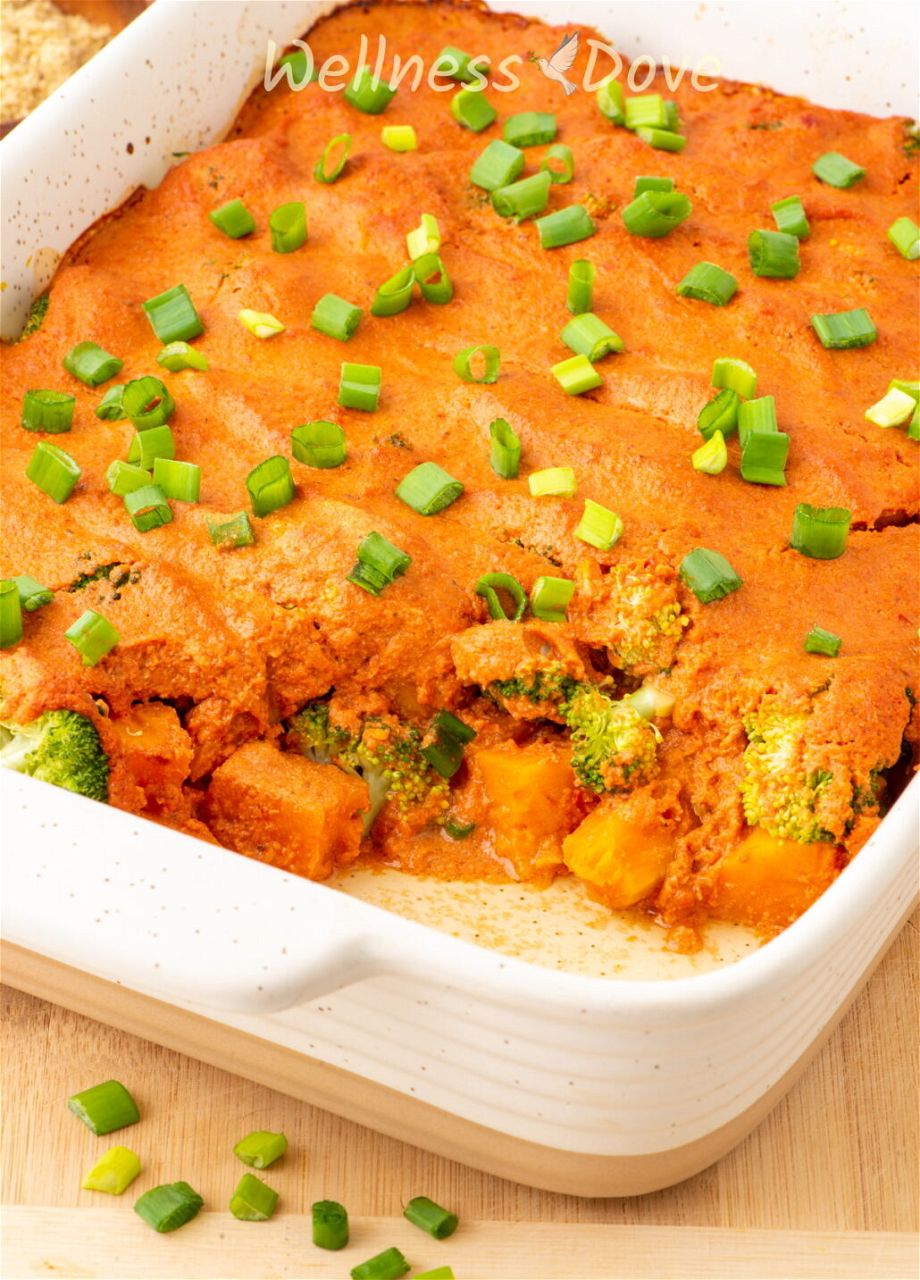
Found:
1,0 -> 111,119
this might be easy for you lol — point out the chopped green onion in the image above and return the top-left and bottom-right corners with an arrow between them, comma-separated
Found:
567,260 -> 595,314
13,575 -> 53,612
551,353 -> 603,395
403,1195 -> 458,1240
312,1199 -> 349,1250
239,308 -> 285,339
95,385 -> 126,420
433,46 -> 488,84
26,441 -> 80,503
679,548 -> 742,603
247,456 -> 295,516
209,198 -> 255,238
475,572 -> 526,621
712,357 -> 757,399
0,582 -> 23,650
811,307 -> 876,349
677,262 -> 738,306
414,1271 -> 456,1280
233,1131 -> 288,1168
82,1145 -> 141,1195
371,266 -> 415,317
397,462 -> 464,515
738,394 -> 778,446
381,125 -> 417,152
277,49 -> 315,86
664,100 -> 681,131
406,213 -> 440,260
106,460 -> 151,496
692,430 -> 728,475
865,387 -> 916,428
453,344 -> 500,383
887,216 -> 920,260
530,575 -> 575,622
624,94 -> 667,130
339,362 -> 382,411
574,499 -> 623,549
421,709 -> 476,780
63,341 -> 123,388
540,143 -> 574,185
135,1182 -> 203,1233
536,204 -> 596,249
311,293 -> 362,342
621,190 -> 691,238
627,683 -> 676,720
230,1173 -> 278,1221
292,420 -> 347,468
470,138 -> 525,191
450,86 -> 496,132
636,127 -> 686,152
207,511 -> 255,548
414,252 -> 453,304
529,466 -> 576,498
350,1247 -> 410,1280
561,313 -> 623,360
812,151 -> 865,188
596,76 -> 625,125
122,376 -> 174,428
804,626 -> 842,657
142,284 -> 203,343
888,379 -> 920,402
740,429 -> 789,485
269,201 -> 307,253
153,457 -> 201,502
347,531 -> 411,596
698,388 -> 740,441
315,133 -> 351,183
124,483 -> 173,532
157,341 -> 209,372
748,228 -> 800,278
489,417 -> 521,478
491,170 -> 552,221
345,66 -> 396,114
21,389 -> 75,433
771,195 -> 809,239
909,404 -> 920,441
66,610 -> 119,666
634,175 -> 674,196
127,425 -> 175,468
443,821 -> 474,841
503,111 -> 557,147
790,503 -> 851,559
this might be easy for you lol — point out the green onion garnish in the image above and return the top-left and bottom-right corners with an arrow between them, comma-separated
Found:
230,1173 -> 278,1221
421,710 -> 476,779
345,66 -> 396,114
153,457 -> 201,502
339,362 -> 382,411
239,308 -> 285,339
122,376 -> 175,429
740,429 -> 789,486
811,307 -> 876,349
540,143 -> 575,185
889,379 -> 920,402
443,820 -> 474,841
233,1130 -> 288,1168
679,548 -> 742,603
414,252 -> 453,304
453,344 -> 500,383
315,133 -> 351,183
503,111 -> 556,147
574,498 -> 623,549
489,417 -> 521,478
142,284 -> 203,343
634,176 -> 674,196
804,626 -> 842,657
470,138 -> 525,191
350,1247 -> 410,1280
551,353 -> 603,395
0,582 -> 23,650
636,127 -> 686,152
135,1182 -> 204,1233
887,216 -> 920,260
536,204 -> 596,249
311,293 -> 362,342
207,511 -> 255,548
596,76 -> 624,125
127,425 -> 175,468
433,46 -> 488,84
13,575 -> 53,612
567,260 -> 595,314
812,151 -> 865,188
621,190 -> 691,238
68,1080 -> 139,1133
491,170 -> 551,221
82,1146 -> 141,1195
397,462 -> 464,515
26,441 -> 80,503
209,198 -> 255,238
312,1199 -> 349,1250
450,86 -> 496,132
403,1195 -> 458,1239
748,228 -> 800,278
561,313 -> 623,361
371,266 -> 415,317
63,341 -> 123,388
865,387 -> 916,428
790,503 -> 851,559
381,124 -> 417,152
698,388 -> 740,441
692,430 -> 728,475
677,262 -> 738,306
124,483 -> 173,532
106,460 -> 151,496
292,420 -> 348,468
528,466 -> 576,498
627,683 -> 676,721
530,575 -> 575,622
771,195 -> 809,239
475,571 -> 526,620
712,356 -> 757,399
277,49 -> 315,86
269,201 -> 307,253
910,404 -> 920,441
406,213 -> 440,260
95,385 -> 126,420
247,456 -> 295,516
347,531 -> 411,596
414,1270 -> 456,1280
157,341 -> 209,372
21,389 -> 75,433
738,394 -> 778,446
624,93 -> 667,130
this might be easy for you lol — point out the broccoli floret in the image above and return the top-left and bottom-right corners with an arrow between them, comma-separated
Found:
489,664 -> 578,719
341,717 -> 449,831
286,700 -> 352,764
0,710 -> 109,801
562,684 -> 661,794
570,563 -> 686,677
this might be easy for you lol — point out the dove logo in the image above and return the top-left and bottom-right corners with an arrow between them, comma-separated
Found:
532,32 -> 580,96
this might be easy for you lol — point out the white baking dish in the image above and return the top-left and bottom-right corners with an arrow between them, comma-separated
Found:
1,0 -> 918,1195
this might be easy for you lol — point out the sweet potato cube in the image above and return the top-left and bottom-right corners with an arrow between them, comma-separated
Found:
474,741 -> 576,880
563,804 -> 672,908
108,702 -> 192,803
708,828 -> 838,929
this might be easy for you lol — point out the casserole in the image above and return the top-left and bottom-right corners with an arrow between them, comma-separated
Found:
1,0 -> 918,1195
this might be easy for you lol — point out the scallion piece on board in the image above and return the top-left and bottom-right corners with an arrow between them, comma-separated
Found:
124,483 -> 173,532
246,456 -> 295,516
292,420 -> 348,468
239,309 -> 285,339
106,460 -> 151,496
397,462 -> 464,515
596,76 -> 625,124
489,417 -> 521,478
621,190 -> 691,238
372,266 -> 415,317
230,1173 -> 278,1221
624,93 -> 667,130
142,284 -> 204,343
738,394 -> 778,447
414,252 -> 453,304
339,362 -> 382,411
574,499 -> 623,549
748,228 -> 800,278
315,133 -> 351,183
679,548 -> 742,603
269,201 -> 307,253
740,429 -> 789,485
475,571 -> 527,621
0,581 -> 23,650
567,260 -> 595,314
453,344 -> 500,383
413,1270 -> 456,1279
528,466 -> 576,498
677,262 -> 738,305
403,1196 -> 459,1240
81,1146 -> 141,1195
804,626 -> 842,657
491,170 -> 552,221
635,127 -> 686,152
13,575 -> 53,612
450,86 -> 496,132
208,511 -> 255,549
551,353 -> 603,395
536,204 -> 596,249
433,45 -> 489,84
634,176 -> 674,196
421,709 -> 476,779
311,293 -> 363,342
350,1247 -> 410,1280
63,342 -> 123,387
692,430 -> 728,475
561,313 -> 623,361
381,124 -> 417,152
134,1182 -> 204,1233
128,425 -> 175,468
771,195 -> 810,239
540,143 -> 575,185
157,341 -> 209,372
312,1199 -> 350,1250
209,198 -> 255,238
811,307 -> 876,349
698,388 -> 740,441
530,575 -> 575,622
26,441 -> 80,503
503,111 -> 557,147
887,216 -> 920,260
790,503 -> 851,559
65,609 -> 119,667
347,532 -> 411,596
95,385 -> 126,420
153,457 -> 201,502
406,213 -> 440,260
812,151 -> 865,188
345,66 -> 396,114
712,357 -> 757,399
122,376 -> 175,429
865,387 -> 916,428
21,389 -> 75,433
470,139 -> 525,191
